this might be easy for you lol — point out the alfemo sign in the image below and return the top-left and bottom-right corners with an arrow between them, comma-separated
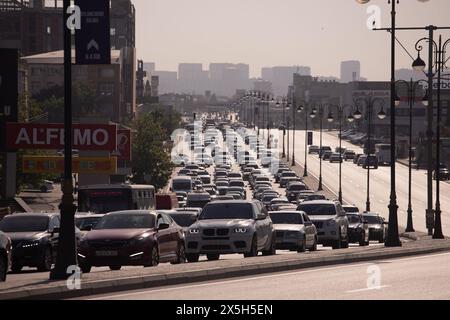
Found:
6,123 -> 117,151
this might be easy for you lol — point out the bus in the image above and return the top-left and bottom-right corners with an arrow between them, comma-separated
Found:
77,184 -> 156,214
375,144 -> 391,165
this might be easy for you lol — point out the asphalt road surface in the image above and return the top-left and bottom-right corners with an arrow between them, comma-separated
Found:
84,252 -> 450,300
267,129 -> 450,234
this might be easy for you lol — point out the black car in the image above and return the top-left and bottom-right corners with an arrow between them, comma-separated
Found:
433,164 -> 450,181
0,231 -> 12,282
285,182 -> 308,202
363,155 -> 378,169
0,213 -> 80,272
346,213 -> 369,246
362,213 -> 388,243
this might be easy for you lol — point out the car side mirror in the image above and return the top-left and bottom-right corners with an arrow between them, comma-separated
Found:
51,227 -> 60,234
158,223 -> 170,230
83,225 -> 93,232
256,214 -> 267,220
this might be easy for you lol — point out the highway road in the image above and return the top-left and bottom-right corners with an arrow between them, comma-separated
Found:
85,252 -> 450,300
271,129 -> 450,234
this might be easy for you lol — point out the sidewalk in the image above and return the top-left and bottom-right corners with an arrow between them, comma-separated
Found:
0,235 -> 449,300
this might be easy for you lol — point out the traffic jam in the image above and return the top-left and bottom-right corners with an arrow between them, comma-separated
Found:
0,116 -> 389,281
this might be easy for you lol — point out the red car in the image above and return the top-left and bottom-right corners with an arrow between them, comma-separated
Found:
77,210 -> 185,273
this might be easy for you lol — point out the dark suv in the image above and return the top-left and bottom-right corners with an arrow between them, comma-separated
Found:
0,213 -> 79,272
185,200 -> 276,261
0,231 -> 12,282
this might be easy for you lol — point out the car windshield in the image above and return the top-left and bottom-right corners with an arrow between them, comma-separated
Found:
270,213 -> 303,225
297,204 -> 336,216
95,214 -> 155,229
169,214 -> 197,227
173,181 -> 192,190
282,172 -> 296,177
0,216 -> 49,232
229,181 -> 244,187
75,217 -> 102,230
347,215 -> 362,224
344,206 -> 359,213
363,215 -> 382,224
262,195 -> 277,202
288,184 -> 306,191
200,203 -> 254,220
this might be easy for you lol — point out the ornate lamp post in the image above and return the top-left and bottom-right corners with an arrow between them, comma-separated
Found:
353,97 -> 387,212
394,79 -> 428,233
327,105 -> 356,204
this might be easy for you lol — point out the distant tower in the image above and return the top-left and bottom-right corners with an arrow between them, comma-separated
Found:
340,61 -> 361,83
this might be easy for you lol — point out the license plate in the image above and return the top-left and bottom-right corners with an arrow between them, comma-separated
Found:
96,250 -> 118,257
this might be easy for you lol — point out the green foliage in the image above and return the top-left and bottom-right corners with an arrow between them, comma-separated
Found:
131,113 -> 174,191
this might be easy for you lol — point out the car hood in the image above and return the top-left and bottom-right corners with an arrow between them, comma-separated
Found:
194,219 -> 253,228
83,229 -> 155,241
5,231 -> 48,242
273,224 -> 304,232
309,215 -> 335,221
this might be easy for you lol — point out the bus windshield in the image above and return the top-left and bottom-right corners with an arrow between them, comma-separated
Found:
78,189 -> 132,214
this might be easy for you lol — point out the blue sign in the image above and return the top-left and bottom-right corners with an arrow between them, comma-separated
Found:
75,0 -> 111,65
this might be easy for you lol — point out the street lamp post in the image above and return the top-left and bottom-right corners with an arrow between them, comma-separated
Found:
50,0 -> 77,280
394,79 -> 428,233
310,104 -> 327,191
287,116 -> 291,160
327,105 -> 355,204
353,97 -> 386,212
412,34 -> 450,239
356,0 -> 432,249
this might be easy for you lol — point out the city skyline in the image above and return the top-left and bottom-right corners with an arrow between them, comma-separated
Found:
134,0 -> 450,80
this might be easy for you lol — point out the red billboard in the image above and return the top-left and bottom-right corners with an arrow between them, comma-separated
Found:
6,123 -> 117,151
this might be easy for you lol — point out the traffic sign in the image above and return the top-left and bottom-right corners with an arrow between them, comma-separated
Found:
75,0 -> 111,65
0,49 -> 18,152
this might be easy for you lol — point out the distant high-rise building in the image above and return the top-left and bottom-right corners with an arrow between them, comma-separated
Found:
253,79 -> 272,94
209,63 -> 250,96
178,63 -> 208,94
153,71 -> 178,94
340,60 -> 361,83
143,62 -> 156,76
261,66 -> 311,96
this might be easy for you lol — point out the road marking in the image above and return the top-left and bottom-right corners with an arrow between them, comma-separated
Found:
88,252 -> 450,300
346,285 -> 391,293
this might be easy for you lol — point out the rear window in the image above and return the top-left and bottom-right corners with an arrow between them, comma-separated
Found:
297,203 -> 337,216
288,184 -> 306,191
200,203 -> 254,220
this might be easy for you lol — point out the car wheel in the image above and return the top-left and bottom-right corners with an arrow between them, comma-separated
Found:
332,233 -> 341,250
341,233 -> 349,249
297,237 -> 306,253
11,263 -> 22,273
244,235 -> 258,258
109,265 -> 122,271
171,242 -> 186,265
359,232 -> 366,246
79,262 -> 91,273
310,236 -> 318,251
37,247 -> 52,272
0,254 -> 7,282
186,253 -> 200,263
40,186 -> 48,193
206,253 -> 220,261
262,233 -> 276,256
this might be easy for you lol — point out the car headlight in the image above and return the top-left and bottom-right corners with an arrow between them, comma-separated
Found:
22,240 -> 41,248
234,228 -> 248,233
189,228 -> 200,234
327,220 -> 336,227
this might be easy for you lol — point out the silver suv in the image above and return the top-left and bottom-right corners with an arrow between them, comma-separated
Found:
185,200 -> 276,262
297,200 -> 349,249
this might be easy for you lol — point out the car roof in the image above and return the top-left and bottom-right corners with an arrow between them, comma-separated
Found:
269,210 -> 301,215
10,212 -> 57,218
105,210 -> 157,216
361,212 -> 382,217
298,200 -> 336,205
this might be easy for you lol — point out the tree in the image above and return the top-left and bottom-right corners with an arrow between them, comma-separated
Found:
131,113 -> 173,191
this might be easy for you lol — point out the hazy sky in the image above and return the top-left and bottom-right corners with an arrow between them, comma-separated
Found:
133,0 -> 450,80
